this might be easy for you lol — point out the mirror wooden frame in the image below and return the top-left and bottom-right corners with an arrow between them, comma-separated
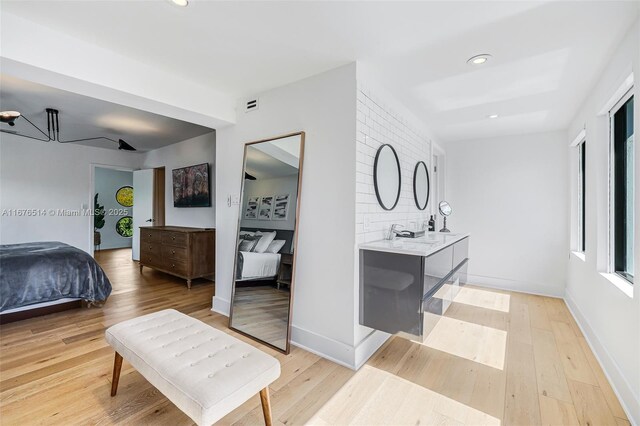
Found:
228,131 -> 305,354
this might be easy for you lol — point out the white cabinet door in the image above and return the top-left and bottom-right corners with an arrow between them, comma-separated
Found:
132,169 -> 154,261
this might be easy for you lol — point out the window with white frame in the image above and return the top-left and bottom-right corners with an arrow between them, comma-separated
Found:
610,90 -> 634,283
577,140 -> 586,253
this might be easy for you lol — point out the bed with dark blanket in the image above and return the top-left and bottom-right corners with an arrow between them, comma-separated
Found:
0,242 -> 112,312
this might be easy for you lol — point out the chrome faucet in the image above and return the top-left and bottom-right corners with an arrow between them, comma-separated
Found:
386,224 -> 404,240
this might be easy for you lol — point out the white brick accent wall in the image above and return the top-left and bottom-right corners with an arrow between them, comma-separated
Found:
356,83 -> 434,243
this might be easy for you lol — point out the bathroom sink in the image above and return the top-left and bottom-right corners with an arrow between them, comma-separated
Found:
390,240 -> 435,247
422,233 -> 461,241
359,232 -> 469,257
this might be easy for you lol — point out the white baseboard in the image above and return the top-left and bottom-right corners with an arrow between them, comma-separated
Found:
292,326 -> 388,370
212,301 -> 388,371
466,274 -> 563,298
564,290 -> 638,425
212,296 -> 230,316
212,300 -> 359,369
354,330 -> 390,370
290,324 -> 357,369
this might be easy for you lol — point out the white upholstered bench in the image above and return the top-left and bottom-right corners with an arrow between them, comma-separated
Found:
105,309 -> 281,425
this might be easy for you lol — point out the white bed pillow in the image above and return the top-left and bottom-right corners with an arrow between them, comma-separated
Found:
253,231 -> 277,253
265,239 -> 286,254
238,236 -> 259,252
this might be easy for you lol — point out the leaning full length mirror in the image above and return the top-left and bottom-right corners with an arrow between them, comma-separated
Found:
230,132 -> 305,353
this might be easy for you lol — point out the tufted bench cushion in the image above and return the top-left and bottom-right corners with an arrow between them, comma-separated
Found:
105,309 -> 280,425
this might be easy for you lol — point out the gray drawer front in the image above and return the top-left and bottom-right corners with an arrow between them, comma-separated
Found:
456,255 -> 469,286
453,237 -> 469,269
359,250 -> 423,336
420,258 -> 469,338
423,245 -> 453,297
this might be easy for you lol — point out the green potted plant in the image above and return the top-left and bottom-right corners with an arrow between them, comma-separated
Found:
94,193 -> 105,250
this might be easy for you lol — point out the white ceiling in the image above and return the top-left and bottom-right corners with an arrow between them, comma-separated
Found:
2,1 -> 639,142
0,75 -> 214,151
246,144 -> 299,180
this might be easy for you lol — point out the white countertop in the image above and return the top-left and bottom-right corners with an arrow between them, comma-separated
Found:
359,232 -> 470,257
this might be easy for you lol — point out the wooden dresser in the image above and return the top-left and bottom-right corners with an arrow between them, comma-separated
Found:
139,226 -> 215,289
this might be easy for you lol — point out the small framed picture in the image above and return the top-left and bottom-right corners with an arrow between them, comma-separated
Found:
273,194 -> 290,220
258,195 -> 274,220
244,196 -> 259,219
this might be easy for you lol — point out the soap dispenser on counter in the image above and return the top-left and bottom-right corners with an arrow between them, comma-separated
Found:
428,215 -> 435,232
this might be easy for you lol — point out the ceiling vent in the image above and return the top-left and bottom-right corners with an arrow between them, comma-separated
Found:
245,98 -> 259,113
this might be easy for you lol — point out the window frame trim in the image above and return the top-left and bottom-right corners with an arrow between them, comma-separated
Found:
578,140 -> 586,254
570,134 -> 587,255
608,87 -> 634,283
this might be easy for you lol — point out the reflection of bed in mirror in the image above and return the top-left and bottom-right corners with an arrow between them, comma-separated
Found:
235,228 -> 294,284
233,227 -> 294,351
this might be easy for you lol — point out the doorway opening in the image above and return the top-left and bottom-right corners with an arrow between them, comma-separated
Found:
432,147 -> 446,230
93,166 -> 134,260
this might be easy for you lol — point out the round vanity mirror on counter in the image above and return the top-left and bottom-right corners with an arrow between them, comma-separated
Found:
438,200 -> 452,232
373,144 -> 401,211
413,161 -> 430,210
439,200 -> 452,216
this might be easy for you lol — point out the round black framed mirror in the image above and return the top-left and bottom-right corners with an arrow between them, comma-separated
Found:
413,161 -> 430,210
373,144 -> 401,210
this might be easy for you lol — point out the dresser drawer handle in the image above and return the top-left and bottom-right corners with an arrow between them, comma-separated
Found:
172,236 -> 176,240
171,250 -> 176,255
172,264 -> 176,268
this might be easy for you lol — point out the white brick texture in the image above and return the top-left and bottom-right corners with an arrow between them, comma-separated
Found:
355,83 -> 433,243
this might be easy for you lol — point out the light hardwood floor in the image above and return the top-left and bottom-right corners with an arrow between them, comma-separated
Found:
0,248 -> 629,425
231,286 -> 290,349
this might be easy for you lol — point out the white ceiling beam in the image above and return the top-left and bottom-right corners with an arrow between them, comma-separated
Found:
0,12 -> 237,129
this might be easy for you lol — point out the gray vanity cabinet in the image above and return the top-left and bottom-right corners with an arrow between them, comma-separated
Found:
359,237 -> 469,341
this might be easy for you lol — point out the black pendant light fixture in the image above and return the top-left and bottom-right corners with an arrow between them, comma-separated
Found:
0,108 -> 137,151
0,111 -> 21,126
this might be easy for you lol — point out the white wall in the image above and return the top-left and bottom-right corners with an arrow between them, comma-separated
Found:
94,167 -> 133,249
0,131 -> 216,254
143,132 -> 216,228
0,134 -> 143,253
241,175 -> 298,231
447,131 -> 569,297
353,79 -> 443,362
215,64 -> 360,367
565,21 -> 639,424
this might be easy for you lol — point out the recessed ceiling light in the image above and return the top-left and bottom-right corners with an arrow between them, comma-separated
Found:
171,0 -> 188,6
467,54 -> 492,65
488,114 -> 499,119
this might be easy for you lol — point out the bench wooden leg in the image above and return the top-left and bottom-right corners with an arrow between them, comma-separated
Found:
111,352 -> 123,397
259,387 -> 273,426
